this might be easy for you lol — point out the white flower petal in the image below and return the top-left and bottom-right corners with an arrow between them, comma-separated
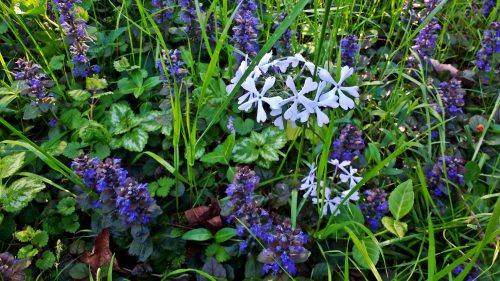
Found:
286,75 -> 298,95
256,100 -> 267,122
241,77 -> 259,95
315,108 -> 329,127
339,173 -> 349,183
261,77 -> 276,95
300,77 -> 318,95
238,98 -> 256,112
338,90 -> 355,110
318,69 -> 337,85
340,86 -> 359,98
338,66 -> 354,84
263,96 -> 283,110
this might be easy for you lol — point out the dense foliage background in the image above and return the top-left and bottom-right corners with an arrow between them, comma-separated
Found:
0,0 -> 499,280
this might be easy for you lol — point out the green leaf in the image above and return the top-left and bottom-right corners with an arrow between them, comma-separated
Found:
464,161 -> 481,185
140,111 -> 163,132
232,138 -> 259,163
61,214 -> 80,233
205,243 -> 231,262
79,121 -> 110,143
35,250 -> 56,270
109,103 -> 138,134
249,131 -> 265,146
68,89 -> 91,102
352,239 -> 380,269
215,228 -> 237,243
91,143 -> 110,160
69,263 -> 90,279
233,117 -> 254,135
381,216 -> 408,238
18,245 -> 38,259
60,109 -> 83,130
23,105 -> 40,120
201,135 -> 235,165
57,197 -> 76,215
156,177 -> 175,197
32,230 -> 49,247
181,228 -> 213,241
143,76 -> 162,90
12,0 -> 46,15
114,57 -> 130,72
49,55 -> 65,70
130,68 -> 144,87
388,179 -> 414,220
261,127 -> 287,150
0,152 -> 25,179
259,144 -> 279,162
86,76 -> 108,92
62,142 -> 81,159
1,177 -> 45,212
15,226 -> 36,243
122,128 -> 149,152
117,78 -> 135,95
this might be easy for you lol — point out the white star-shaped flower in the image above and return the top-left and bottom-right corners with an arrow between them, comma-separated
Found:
226,56 -> 250,94
238,77 -> 283,122
328,158 -> 351,175
341,189 -> 360,201
253,51 -> 273,79
280,76 -> 317,122
311,188 -> 342,216
300,163 -> 318,198
318,66 -> 359,110
297,81 -> 340,127
339,166 -> 362,188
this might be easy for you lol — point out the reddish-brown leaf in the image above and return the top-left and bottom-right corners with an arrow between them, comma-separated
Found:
80,229 -> 122,275
184,198 -> 222,231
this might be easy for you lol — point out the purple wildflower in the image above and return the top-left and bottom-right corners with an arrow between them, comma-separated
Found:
482,0 -> 497,17
0,252 -> 27,281
54,0 -> 98,77
71,155 -> 161,226
331,124 -> 365,162
156,49 -> 189,96
227,115 -> 235,134
434,78 -> 465,118
48,119 -> 58,127
413,18 -> 441,59
225,166 -> 271,252
359,188 -> 389,231
13,58 -> 56,112
232,0 -> 260,61
452,263 -> 481,281
261,219 -> 308,276
272,13 -> 293,57
179,0 -> 202,42
476,22 -> 500,71
427,156 -> 465,198
340,35 -> 359,67
151,0 -> 174,24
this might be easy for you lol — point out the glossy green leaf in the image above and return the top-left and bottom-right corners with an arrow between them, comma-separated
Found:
122,128 -> 149,152
0,152 -> 25,179
1,177 -> 45,213
352,239 -> 380,269
215,228 -> 237,243
181,228 -> 213,241
389,179 -> 414,220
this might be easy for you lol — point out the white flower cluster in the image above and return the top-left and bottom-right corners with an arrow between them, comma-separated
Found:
226,52 -> 360,128
300,159 -> 361,216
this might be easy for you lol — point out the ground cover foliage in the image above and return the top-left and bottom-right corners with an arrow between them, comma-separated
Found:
0,0 -> 499,280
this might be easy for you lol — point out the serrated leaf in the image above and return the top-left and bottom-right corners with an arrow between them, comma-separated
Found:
232,138 -> 259,163
57,197 -> 76,215
249,131 -> 265,146
352,239 -> 380,269
201,135 -> 235,165
68,89 -> 91,102
156,178 -> 175,197
18,245 -> 38,259
388,179 -> 414,220
122,128 -> 149,152
86,76 -> 108,92
32,230 -> 49,247
0,152 -> 25,179
181,228 -> 213,241
215,228 -> 237,243
259,144 -> 279,162
114,57 -> 130,72
109,103 -> 137,134
91,143 -> 110,160
381,216 -> 407,238
79,121 -> 110,143
62,214 -> 80,233
60,109 -> 83,130
35,250 -> 55,270
63,142 -> 81,159
1,177 -> 45,212
140,111 -> 163,132
49,55 -> 65,70
15,226 -> 36,243
261,127 -> 286,149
